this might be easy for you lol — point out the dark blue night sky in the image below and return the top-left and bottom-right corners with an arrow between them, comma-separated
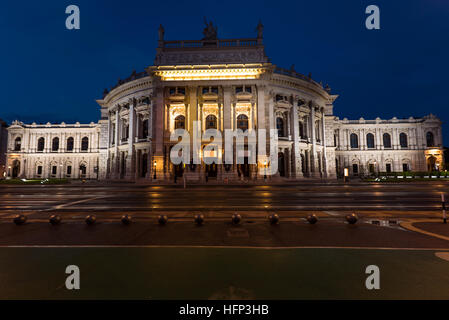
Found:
1,0 -> 448,142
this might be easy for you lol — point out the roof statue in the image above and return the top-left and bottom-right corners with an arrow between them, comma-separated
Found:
158,24 -> 164,41
256,20 -> 264,39
202,17 -> 218,40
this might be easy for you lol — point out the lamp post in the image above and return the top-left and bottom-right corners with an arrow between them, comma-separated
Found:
153,160 -> 157,180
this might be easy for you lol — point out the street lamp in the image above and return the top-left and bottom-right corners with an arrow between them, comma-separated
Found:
153,160 -> 157,179
344,167 -> 349,183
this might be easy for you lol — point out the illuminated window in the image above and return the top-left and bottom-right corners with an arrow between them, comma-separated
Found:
237,114 -> 248,131
350,133 -> 358,149
14,137 -> 21,151
383,133 -> 391,148
206,115 -> 217,129
276,117 -> 285,137
400,133 -> 408,148
81,137 -> 89,151
426,132 -> 434,147
174,115 -> 185,129
67,137 -> 74,151
52,137 -> 59,152
366,133 -> 375,149
37,137 -> 45,152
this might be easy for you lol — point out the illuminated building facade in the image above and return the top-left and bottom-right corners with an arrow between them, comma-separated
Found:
3,23 -> 445,181
0,119 -> 7,178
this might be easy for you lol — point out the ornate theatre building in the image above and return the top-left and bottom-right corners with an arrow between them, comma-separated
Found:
4,23 -> 444,181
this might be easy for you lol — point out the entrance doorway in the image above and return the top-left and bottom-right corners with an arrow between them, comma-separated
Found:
12,160 -> 20,178
427,156 -> 437,171
238,157 -> 250,178
174,164 -> 184,178
278,152 -> 285,177
205,163 -> 217,178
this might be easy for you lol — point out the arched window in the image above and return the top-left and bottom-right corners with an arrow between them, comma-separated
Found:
400,133 -> 408,148
426,132 -> 434,147
237,114 -> 248,131
299,122 -> 304,138
52,137 -> 59,152
174,115 -> 185,130
81,137 -> 89,151
37,137 -> 45,152
14,137 -> 21,151
205,115 -> 217,129
366,133 -> 375,149
383,133 -> 391,148
66,137 -> 74,151
350,133 -> 359,149
276,117 -> 285,137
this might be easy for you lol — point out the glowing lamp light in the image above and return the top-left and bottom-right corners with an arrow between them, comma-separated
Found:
155,67 -> 263,81
344,168 -> 349,177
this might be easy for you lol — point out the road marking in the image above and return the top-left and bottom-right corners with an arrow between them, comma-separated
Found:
435,252 -> 449,261
400,219 -> 449,242
44,196 -> 107,211
0,245 -> 448,251
323,211 -> 341,216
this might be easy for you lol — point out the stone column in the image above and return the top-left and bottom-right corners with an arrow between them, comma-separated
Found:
125,101 -> 136,179
290,102 -> 302,178
310,103 -> 317,176
114,108 -> 120,177
321,109 -> 328,178
153,87 -> 165,179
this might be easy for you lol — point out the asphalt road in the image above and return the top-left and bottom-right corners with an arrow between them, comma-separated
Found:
0,182 -> 447,218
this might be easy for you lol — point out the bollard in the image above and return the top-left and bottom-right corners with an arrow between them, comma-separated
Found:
49,215 -> 61,225
231,213 -> 241,225
194,214 -> 204,225
13,214 -> 27,225
345,213 -> 358,224
269,213 -> 280,225
121,214 -> 132,225
85,214 -> 96,225
306,214 -> 318,224
158,215 -> 168,225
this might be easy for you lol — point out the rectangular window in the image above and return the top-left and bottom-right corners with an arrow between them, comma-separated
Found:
386,163 -> 392,173
235,86 -> 243,94
245,86 -> 252,93
352,164 -> 358,175
67,166 -> 72,175
169,88 -> 176,95
37,166 -> 42,175
52,166 -> 57,175
402,163 -> 409,172
202,87 -> 209,94
177,87 -> 185,95
369,164 -> 375,173
211,87 -> 218,94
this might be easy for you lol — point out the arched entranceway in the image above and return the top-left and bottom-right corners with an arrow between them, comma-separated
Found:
278,152 -> 285,177
237,157 -> 250,178
174,164 -> 184,178
205,163 -> 217,178
427,156 -> 437,171
11,160 -> 20,178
